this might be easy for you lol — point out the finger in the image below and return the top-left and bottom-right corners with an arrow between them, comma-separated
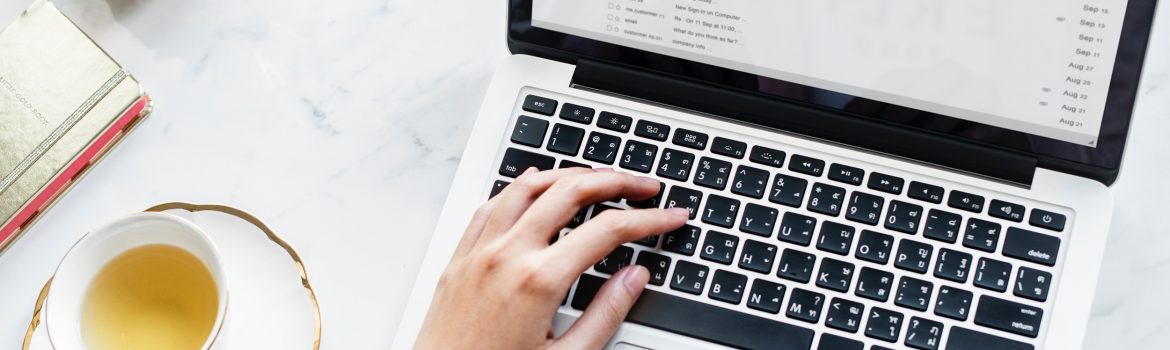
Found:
542,207 -> 688,279
555,266 -> 648,349
510,171 -> 662,243
479,167 -> 593,243
449,197 -> 497,262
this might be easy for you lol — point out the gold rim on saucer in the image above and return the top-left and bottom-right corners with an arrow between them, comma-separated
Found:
23,202 -> 322,350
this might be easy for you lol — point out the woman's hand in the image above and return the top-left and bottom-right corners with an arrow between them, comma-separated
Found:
415,167 -> 688,349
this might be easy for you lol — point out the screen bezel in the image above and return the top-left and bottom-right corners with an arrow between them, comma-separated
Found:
508,0 -> 1159,182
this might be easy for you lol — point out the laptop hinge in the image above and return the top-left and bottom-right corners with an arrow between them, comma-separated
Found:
570,59 -> 1038,187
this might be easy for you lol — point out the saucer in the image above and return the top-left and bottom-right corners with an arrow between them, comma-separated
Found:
23,202 -> 321,349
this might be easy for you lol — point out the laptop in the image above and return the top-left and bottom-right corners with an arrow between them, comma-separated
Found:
395,1 -> 1159,349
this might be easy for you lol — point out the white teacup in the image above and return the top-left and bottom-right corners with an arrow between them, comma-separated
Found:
44,212 -> 229,350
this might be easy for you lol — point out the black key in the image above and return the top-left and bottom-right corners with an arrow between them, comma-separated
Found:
694,156 -> 732,190
974,257 -> 1013,292
816,221 -> 856,255
594,245 -> 634,274
628,181 -> 665,209
769,173 -> 808,208
702,195 -> 740,229
566,208 -> 587,229
948,190 -> 985,213
908,181 -> 944,204
923,209 -> 962,243
974,296 -> 1043,338
807,182 -> 846,216
597,111 -> 633,133
511,115 -> 549,147
789,154 -> 825,176
1014,266 -> 1053,302
672,128 -> 709,150
786,288 -> 825,323
634,119 -> 669,141
778,212 -> 817,247
855,267 -> 894,302
1003,227 -> 1060,266
498,148 -> 555,177
731,165 -> 770,199
894,276 -> 933,311
989,199 -> 1026,222
633,233 -> 660,248
712,137 -> 747,159
905,317 -> 944,350
700,230 -> 739,265
873,346 -> 895,350
582,131 -> 621,164
559,103 -> 595,124
664,186 -> 703,220
934,248 -> 972,283
522,94 -> 557,116
635,251 -> 671,286
571,274 -> 604,310
855,230 -> 894,265
747,279 -> 787,314
867,172 -> 904,194
884,200 -> 923,234
819,333 -> 863,350
709,270 -> 748,304
777,248 -> 816,283
934,286 -> 974,321
739,240 -> 778,274
670,260 -> 709,295
846,192 -> 884,225
1029,208 -> 1067,232
546,123 -> 584,156
558,159 -> 589,169
619,139 -> 658,173
894,240 -> 932,274
739,203 -> 777,238
750,145 -> 786,168
946,326 -> 1034,350
489,180 -> 509,199
590,203 -> 621,219
865,307 -> 904,343
826,298 -> 866,333
816,258 -> 855,292
663,224 -> 702,256
828,163 -> 865,185
656,148 -> 695,181
962,218 -> 1001,252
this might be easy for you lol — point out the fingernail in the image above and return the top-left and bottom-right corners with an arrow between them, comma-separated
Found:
666,207 -> 690,217
638,176 -> 659,185
621,265 -> 649,293
523,167 -> 538,175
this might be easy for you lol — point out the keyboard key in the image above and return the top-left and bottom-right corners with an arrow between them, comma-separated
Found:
974,257 -> 1013,292
808,182 -> 846,216
1030,208 -> 1067,232
521,94 -> 557,115
625,286 -> 815,350
975,295 -> 1043,338
632,232 -> 660,248
672,128 -> 708,150
786,288 -> 825,323
816,258 -> 855,292
777,248 -> 816,283
769,173 -> 808,208
709,270 -> 748,304
510,115 -> 549,147
1014,266 -> 1053,302
845,191 -> 884,225
989,199 -> 1026,222
656,148 -> 695,181
739,203 -> 778,238
558,159 -> 589,169
789,154 -> 825,176
934,286 -> 973,321
634,119 -> 669,141
855,230 -> 894,265
664,186 -> 703,220
627,181 -> 665,209
895,240 -> 932,274
867,172 -> 904,194
747,279 -> 787,314
894,276 -> 933,311
816,221 -> 856,255
934,248 -> 972,283
489,180 -> 509,199
498,148 -> 555,177
695,157 -> 732,190
594,245 -> 634,274
731,165 -> 770,199
571,274 -> 604,310
619,139 -> 658,173
946,326 -> 1034,350
739,240 -> 778,274
819,333 -> 863,350
701,230 -> 739,265
825,298 -> 866,333
597,111 -> 632,133
670,260 -> 709,295
702,195 -> 740,228
566,208 -> 587,229
559,103 -> 594,124
865,307 -> 904,343
905,317 -> 944,350
635,251 -> 671,286
962,218 -> 1001,252
884,200 -> 923,234
948,190 -> 985,213
908,181 -> 944,204
778,212 -> 817,246
855,267 -> 894,302
583,131 -> 621,164
923,209 -> 962,243
1002,227 -> 1060,266
828,163 -> 865,185
750,145 -> 786,168
546,123 -> 585,156
663,224 -> 702,256
712,137 -> 747,159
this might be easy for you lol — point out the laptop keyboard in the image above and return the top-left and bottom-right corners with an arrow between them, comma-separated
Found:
493,91 -> 1071,350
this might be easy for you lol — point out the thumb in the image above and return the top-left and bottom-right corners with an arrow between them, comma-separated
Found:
556,266 -> 649,349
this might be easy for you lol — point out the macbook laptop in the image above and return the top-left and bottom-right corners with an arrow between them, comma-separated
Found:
395,1 -> 1159,349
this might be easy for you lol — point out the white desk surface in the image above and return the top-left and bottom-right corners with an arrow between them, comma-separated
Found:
1,1 -> 1167,349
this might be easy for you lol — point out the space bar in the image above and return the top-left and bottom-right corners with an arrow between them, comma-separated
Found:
626,289 -> 814,350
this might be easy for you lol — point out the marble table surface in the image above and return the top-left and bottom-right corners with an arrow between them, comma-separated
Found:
0,1 -> 1167,349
